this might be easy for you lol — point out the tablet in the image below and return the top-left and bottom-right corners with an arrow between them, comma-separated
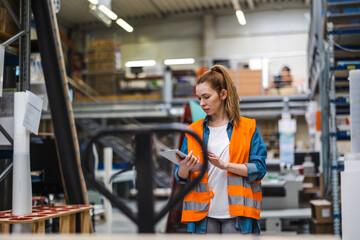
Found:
159,149 -> 202,172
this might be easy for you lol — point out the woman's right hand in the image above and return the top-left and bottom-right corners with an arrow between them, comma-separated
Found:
176,150 -> 200,179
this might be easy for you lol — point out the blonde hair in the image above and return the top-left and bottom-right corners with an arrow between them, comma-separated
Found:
197,65 -> 240,126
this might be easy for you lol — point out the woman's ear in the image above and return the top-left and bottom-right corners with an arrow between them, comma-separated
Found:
221,89 -> 228,100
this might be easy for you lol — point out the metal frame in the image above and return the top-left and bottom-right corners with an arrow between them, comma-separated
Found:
0,0 -> 31,90
19,0 -> 31,91
82,123 -> 208,233
323,0 -> 360,236
327,22 -> 341,236
0,0 -> 30,196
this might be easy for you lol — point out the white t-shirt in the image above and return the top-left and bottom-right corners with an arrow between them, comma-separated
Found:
207,124 -> 234,219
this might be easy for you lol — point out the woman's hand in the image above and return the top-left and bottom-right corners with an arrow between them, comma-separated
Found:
208,151 -> 227,170
177,150 -> 200,179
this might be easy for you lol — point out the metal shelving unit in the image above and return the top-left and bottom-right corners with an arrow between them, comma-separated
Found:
0,0 -> 31,147
41,94 -> 310,120
306,0 -> 360,236
0,0 -> 31,212
326,0 -> 360,236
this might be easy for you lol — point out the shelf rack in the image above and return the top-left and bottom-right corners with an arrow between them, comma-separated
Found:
307,0 -> 360,236
0,0 -> 31,209
326,0 -> 360,236
41,94 -> 310,120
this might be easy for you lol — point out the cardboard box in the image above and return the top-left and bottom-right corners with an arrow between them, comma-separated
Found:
310,199 -> 333,223
88,39 -> 115,50
234,69 -> 262,96
310,219 -> 334,234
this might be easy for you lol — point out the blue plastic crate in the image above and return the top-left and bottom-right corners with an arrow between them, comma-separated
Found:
343,8 -> 357,13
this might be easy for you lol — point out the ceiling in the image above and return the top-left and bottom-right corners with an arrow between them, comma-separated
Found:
57,0 -> 310,29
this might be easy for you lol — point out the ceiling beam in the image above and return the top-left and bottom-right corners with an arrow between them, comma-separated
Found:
148,0 -> 166,18
231,0 -> 240,10
246,0 -> 255,10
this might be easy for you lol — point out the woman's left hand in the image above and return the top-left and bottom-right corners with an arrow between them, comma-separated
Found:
208,151 -> 227,170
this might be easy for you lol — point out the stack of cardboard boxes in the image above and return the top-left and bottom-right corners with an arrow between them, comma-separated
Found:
309,199 -> 334,234
229,69 -> 263,96
0,1 -> 20,41
87,39 -> 121,95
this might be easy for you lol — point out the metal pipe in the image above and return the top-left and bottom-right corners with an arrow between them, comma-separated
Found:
2,31 -> 25,47
0,124 -> 13,145
31,0 -> 85,204
0,162 -> 13,183
135,133 -> 155,233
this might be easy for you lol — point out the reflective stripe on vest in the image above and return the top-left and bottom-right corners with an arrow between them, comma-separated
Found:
227,176 -> 262,192
183,201 -> 209,212
194,183 -> 208,193
228,195 -> 261,210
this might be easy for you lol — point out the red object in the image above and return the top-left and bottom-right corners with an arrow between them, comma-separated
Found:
316,110 -> 321,131
9,217 -> 32,220
298,165 -> 304,175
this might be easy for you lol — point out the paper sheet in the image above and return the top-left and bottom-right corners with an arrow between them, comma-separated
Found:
23,90 -> 43,135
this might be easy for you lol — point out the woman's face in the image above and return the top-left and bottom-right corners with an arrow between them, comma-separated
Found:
196,82 -> 225,116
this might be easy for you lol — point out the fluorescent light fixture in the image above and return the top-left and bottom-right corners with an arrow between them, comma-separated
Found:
89,4 -> 97,10
236,10 -> 246,25
164,58 -> 195,65
116,18 -> 133,32
98,4 -> 117,20
125,60 -> 156,67
88,0 -> 98,4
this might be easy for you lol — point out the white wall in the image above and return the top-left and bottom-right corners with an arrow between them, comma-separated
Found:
82,8 -> 310,83
214,9 -> 309,89
118,8 -> 309,81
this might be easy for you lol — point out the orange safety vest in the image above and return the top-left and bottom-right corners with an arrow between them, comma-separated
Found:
181,116 -> 262,223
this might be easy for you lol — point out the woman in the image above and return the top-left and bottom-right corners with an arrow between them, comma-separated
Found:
174,65 -> 267,234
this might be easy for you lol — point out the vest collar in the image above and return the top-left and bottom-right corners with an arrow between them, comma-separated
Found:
202,115 -> 234,129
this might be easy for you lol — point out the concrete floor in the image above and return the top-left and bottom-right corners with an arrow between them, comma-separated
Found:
95,199 -> 168,234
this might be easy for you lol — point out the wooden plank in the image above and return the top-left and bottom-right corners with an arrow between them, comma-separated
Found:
0,205 -> 94,224
31,221 -> 45,234
0,223 -> 10,233
59,215 -> 70,233
38,220 -> 45,233
69,214 -> 76,233
80,211 -> 90,233
31,222 -> 36,233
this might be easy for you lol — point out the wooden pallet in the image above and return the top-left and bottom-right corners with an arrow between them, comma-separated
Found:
0,205 -> 93,234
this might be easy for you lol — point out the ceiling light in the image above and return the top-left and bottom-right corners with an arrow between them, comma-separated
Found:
116,18 -> 133,33
98,4 -> 117,20
88,0 -> 98,4
89,4 -> 97,10
89,4 -> 111,27
164,58 -> 195,65
236,10 -> 246,25
125,60 -> 156,67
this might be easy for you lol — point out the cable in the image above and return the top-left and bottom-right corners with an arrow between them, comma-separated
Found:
109,161 -> 135,184
330,39 -> 360,53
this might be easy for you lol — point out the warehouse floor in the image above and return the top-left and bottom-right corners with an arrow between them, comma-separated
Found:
95,200 -> 168,234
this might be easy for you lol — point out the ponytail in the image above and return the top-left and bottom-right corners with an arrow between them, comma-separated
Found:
197,65 -> 240,126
